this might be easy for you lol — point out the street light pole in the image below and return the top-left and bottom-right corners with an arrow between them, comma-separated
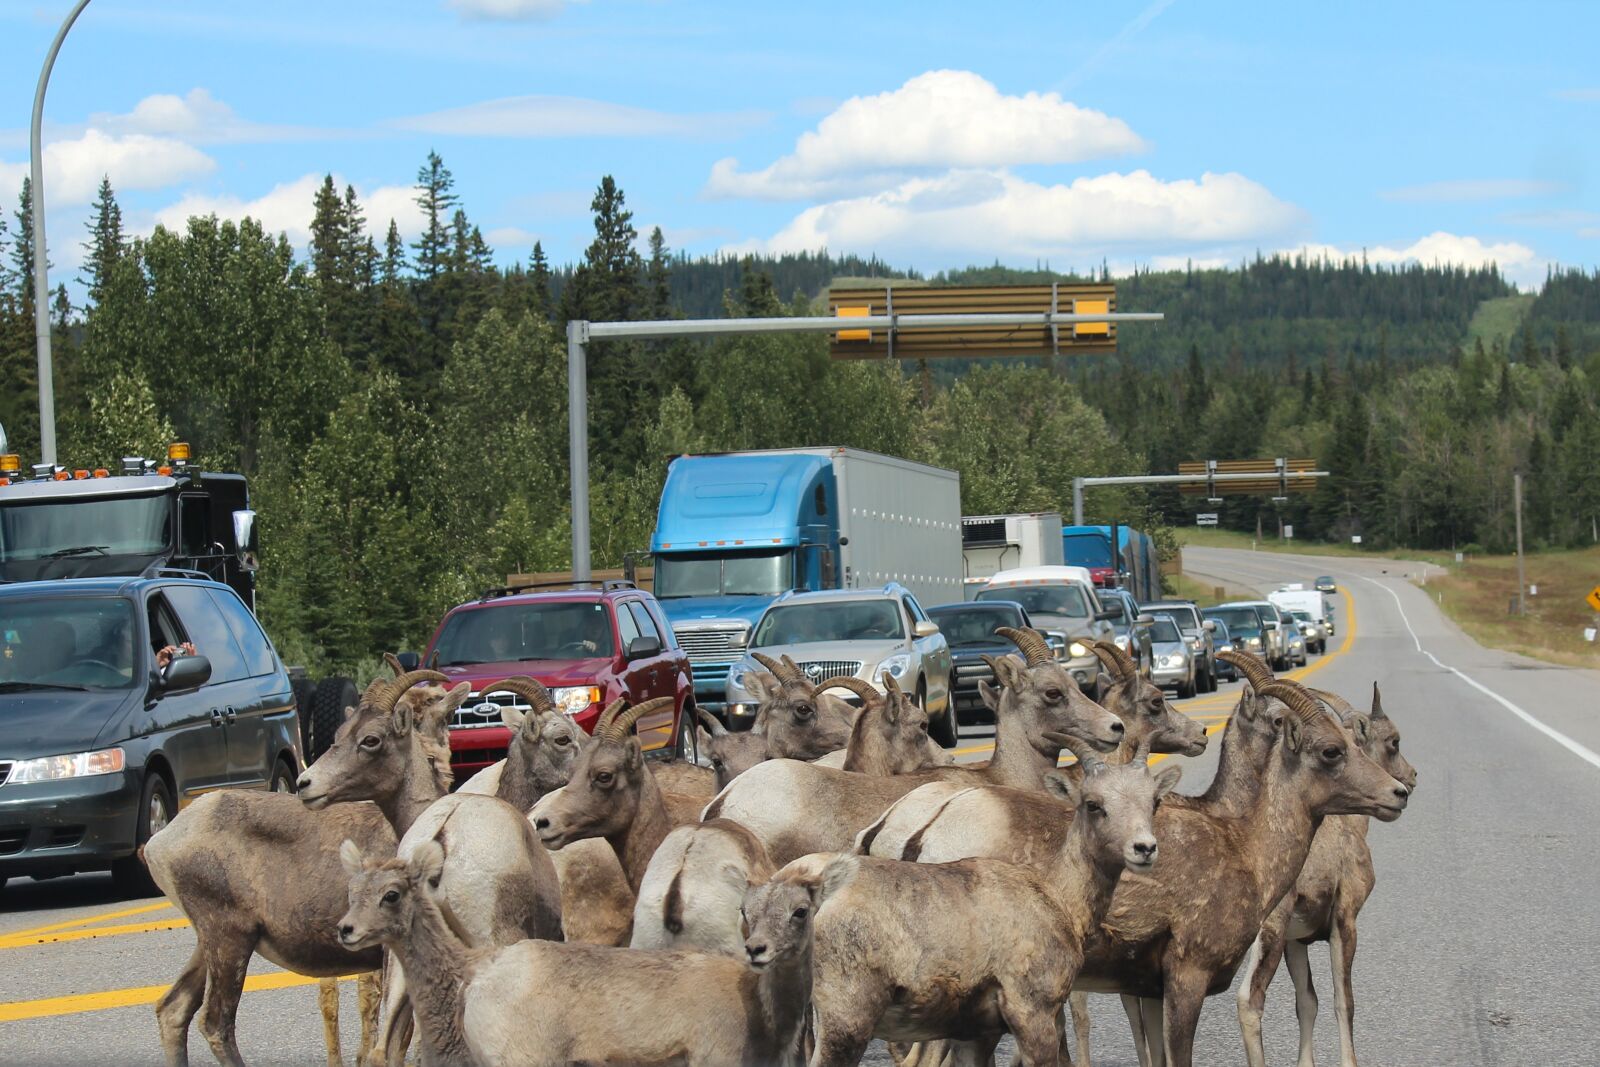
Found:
30,0 -> 94,466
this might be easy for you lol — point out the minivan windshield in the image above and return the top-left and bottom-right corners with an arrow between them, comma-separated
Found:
0,596 -> 137,689
1205,606 -> 1262,636
432,601 -> 615,665
752,600 -> 903,647
977,584 -> 1089,618
653,549 -> 793,599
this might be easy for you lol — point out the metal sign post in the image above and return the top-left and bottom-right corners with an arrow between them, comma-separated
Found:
564,305 -> 1162,579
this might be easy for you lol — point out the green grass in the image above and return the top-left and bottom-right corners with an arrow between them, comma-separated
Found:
1466,293 -> 1535,349
1167,570 -> 1252,607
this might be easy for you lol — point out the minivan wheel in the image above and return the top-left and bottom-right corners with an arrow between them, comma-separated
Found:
926,683 -> 957,749
112,773 -> 174,898
269,758 -> 297,794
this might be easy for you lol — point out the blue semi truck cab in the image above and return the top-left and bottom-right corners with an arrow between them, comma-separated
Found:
650,448 -> 963,722
1061,523 -> 1162,603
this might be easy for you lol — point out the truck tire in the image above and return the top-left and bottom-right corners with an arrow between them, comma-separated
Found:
926,683 -> 957,749
112,772 -> 173,899
291,676 -> 317,754
306,677 -> 358,762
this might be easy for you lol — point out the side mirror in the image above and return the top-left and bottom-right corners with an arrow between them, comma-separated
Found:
1134,613 -> 1156,626
1093,608 -> 1119,622
1203,619 -> 1217,632
912,620 -> 940,638
161,654 -> 212,693
394,651 -> 421,671
1262,620 -> 1278,631
627,635 -> 663,661
1099,601 -> 1125,620
232,509 -> 260,572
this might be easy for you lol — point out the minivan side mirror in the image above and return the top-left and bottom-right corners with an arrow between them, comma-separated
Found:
232,509 -> 259,572
1098,601 -> 1125,620
1262,619 -> 1278,630
1203,619 -> 1217,632
161,654 -> 212,693
627,635 -> 663,661
394,651 -> 421,671
1134,613 -> 1156,626
912,620 -> 940,638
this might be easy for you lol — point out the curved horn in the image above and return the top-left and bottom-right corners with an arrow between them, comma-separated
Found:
594,697 -> 628,736
1306,686 -> 1359,722
1087,641 -> 1128,681
602,696 -> 675,742
1131,733 -> 1155,764
1257,683 -> 1328,724
997,626 -> 1053,668
479,675 -> 556,716
694,705 -> 727,737
819,675 -> 879,706
374,669 -> 450,715
383,652 -> 405,678
1217,649 -> 1274,689
780,655 -> 810,686
1094,639 -> 1137,679
1369,682 -> 1387,720
752,652 -> 806,686
1060,733 -> 1106,774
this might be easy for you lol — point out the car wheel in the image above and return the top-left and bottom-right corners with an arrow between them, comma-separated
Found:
1178,669 -> 1197,700
307,676 -> 358,762
112,772 -> 174,898
268,758 -> 297,794
925,682 -> 957,749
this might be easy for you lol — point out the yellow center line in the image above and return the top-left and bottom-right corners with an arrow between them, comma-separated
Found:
0,902 -> 175,941
0,971 -> 362,1024
0,918 -> 193,951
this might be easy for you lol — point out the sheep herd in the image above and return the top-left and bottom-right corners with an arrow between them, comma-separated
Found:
141,629 -> 1414,1067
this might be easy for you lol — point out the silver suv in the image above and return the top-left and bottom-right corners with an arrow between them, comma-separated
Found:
725,585 -> 956,745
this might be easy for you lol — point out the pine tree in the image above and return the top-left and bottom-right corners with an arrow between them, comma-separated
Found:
11,178 -> 37,307
528,241 -> 551,318
563,175 -> 640,324
309,175 -> 344,284
81,177 -> 123,304
412,152 -> 457,281
380,220 -> 407,284
645,227 -> 671,317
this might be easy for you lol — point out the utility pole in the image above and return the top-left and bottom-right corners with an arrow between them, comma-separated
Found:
1513,471 -> 1526,616
29,0 -> 94,466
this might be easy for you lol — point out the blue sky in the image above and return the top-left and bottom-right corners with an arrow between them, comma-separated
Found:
2,0 -> 1596,294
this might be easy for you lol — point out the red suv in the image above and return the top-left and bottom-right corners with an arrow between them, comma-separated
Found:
417,581 -> 693,780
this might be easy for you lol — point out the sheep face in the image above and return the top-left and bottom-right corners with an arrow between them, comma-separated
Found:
298,683 -> 468,809
741,876 -> 818,972
747,671 -> 855,759
696,729 -> 770,792
1104,670 -> 1208,757
501,707 -> 584,809
978,655 -> 1124,754
336,839 -> 444,951
1048,759 -> 1181,873
531,737 -> 644,850
1365,685 -> 1416,791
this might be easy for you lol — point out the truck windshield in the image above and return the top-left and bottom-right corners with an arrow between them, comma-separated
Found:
1205,607 -> 1262,636
431,601 -> 615,665
1149,617 -> 1182,643
654,549 -> 793,599
926,605 -> 1019,647
977,584 -> 1089,618
1062,533 -> 1112,567
752,600 -> 904,647
0,597 -> 137,690
1146,604 -> 1201,631
0,493 -> 170,561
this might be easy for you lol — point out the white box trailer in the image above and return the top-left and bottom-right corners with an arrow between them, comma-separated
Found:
1268,587 -> 1334,632
822,448 -> 964,607
959,512 -> 1065,600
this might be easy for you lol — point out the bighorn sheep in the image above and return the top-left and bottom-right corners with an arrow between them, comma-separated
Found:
803,737 -> 1181,1066
141,668 -> 447,1067
1237,683 -> 1418,1067
298,671 -> 563,1066
630,818 -> 776,956
454,677 -> 636,948
531,696 -> 698,892
338,837 -> 818,1067
748,651 -> 859,757
704,627 -> 1125,865
691,705 -> 775,791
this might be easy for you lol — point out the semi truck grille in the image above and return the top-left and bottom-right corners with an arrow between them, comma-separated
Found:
450,691 -> 533,731
673,626 -> 748,664
795,660 -> 863,684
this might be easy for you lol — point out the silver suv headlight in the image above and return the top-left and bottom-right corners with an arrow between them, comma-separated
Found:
878,653 -> 912,679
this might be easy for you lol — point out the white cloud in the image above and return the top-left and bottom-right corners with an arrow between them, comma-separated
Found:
1285,232 -> 1542,288
1554,88 -> 1600,102
390,95 -> 763,139
86,88 -> 331,145
446,0 -> 583,20
0,129 -> 214,208
732,168 -> 1302,263
152,173 -> 426,249
1380,178 -> 1565,203
707,70 -> 1146,201
486,226 -> 540,248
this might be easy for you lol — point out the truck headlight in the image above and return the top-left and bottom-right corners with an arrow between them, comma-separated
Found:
6,747 -> 125,785
550,686 -> 601,717
1114,635 -> 1130,651
1247,637 -> 1262,648
727,663 -> 752,691
878,653 -> 911,679
1068,641 -> 1089,659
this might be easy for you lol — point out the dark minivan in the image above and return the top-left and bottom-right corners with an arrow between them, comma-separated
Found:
0,576 -> 301,896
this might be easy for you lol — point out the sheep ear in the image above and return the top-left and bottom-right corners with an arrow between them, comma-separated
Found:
1282,715 -> 1303,753
694,727 -> 717,766
410,839 -> 446,888
390,701 -> 413,737
977,680 -> 1001,712
501,706 -> 527,733
1043,771 -> 1077,804
342,705 -> 358,722
339,839 -> 365,879
1153,764 -> 1183,799
718,861 -> 749,890
623,738 -> 643,768
1348,713 -> 1372,747
744,672 -> 776,702
443,682 -> 471,712
818,854 -> 859,903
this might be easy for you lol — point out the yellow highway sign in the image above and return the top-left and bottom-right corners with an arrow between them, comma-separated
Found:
1587,585 -> 1600,613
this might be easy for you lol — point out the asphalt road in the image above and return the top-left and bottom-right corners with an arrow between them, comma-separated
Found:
3,545 -> 1597,1066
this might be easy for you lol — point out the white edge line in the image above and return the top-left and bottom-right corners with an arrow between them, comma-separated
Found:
1357,575 -> 1600,772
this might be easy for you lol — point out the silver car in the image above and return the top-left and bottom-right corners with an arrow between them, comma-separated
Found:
1146,614 -> 1196,697
725,585 -> 956,746
1290,609 -> 1328,654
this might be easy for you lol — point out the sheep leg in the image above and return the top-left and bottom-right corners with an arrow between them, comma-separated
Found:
1138,999 -> 1166,1067
1329,914 -> 1359,1067
1284,940 -> 1318,1067
154,944 -> 208,1067
1120,994 -> 1150,1067
354,972 -> 380,1067
809,1022 -> 872,1067
1158,968 -> 1207,1067
318,978 -> 342,1067
1239,925 -> 1288,1067
377,952 -> 414,1067
195,933 -> 255,1067
1068,991 -> 1091,1067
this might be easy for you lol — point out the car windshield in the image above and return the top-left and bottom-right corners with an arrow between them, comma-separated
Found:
432,601 -> 615,665
0,596 -> 137,689
1205,607 -> 1261,636
1291,610 -> 1313,622
977,584 -> 1089,618
1062,533 -> 1112,567
653,549 -> 793,599
752,600 -> 904,647
1149,617 -> 1182,643
927,606 -> 1018,646
1145,604 -> 1200,630
0,493 -> 170,562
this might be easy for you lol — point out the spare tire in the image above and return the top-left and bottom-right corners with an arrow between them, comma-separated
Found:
291,676 -> 317,754
306,676 -> 358,762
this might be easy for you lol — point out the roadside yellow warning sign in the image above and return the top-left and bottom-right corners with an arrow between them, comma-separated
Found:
1587,585 -> 1600,612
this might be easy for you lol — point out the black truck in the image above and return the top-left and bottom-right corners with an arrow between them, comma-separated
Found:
0,441 -> 356,758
